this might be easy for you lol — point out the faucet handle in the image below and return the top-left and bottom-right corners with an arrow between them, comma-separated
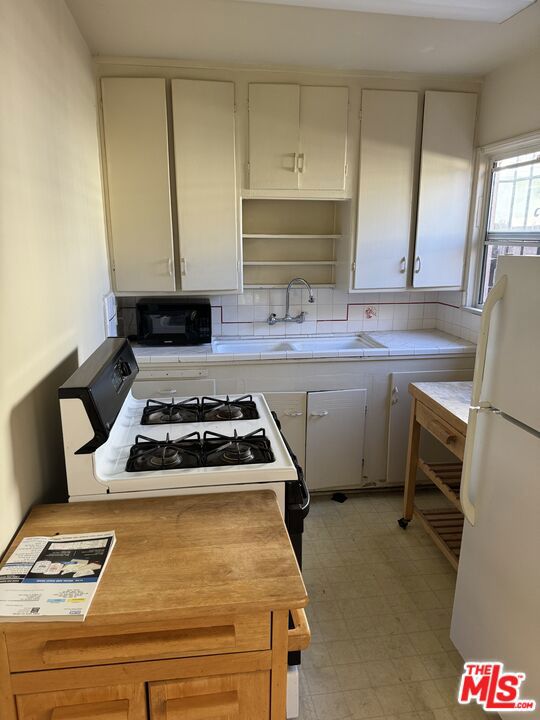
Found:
267,313 -> 277,325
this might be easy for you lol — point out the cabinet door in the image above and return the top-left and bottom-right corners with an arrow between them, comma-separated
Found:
17,684 -> 146,720
354,90 -> 418,289
298,86 -> 348,191
149,671 -> 269,720
305,389 -> 367,491
101,78 -> 175,292
248,84 -> 300,190
386,369 -> 473,486
263,392 -> 307,470
172,80 -> 239,291
413,91 -> 477,288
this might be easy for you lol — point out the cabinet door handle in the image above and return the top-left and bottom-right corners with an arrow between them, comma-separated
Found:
285,411 -> 303,417
399,256 -> 406,274
414,256 -> 421,273
165,691 -> 239,719
310,410 -> 329,417
391,386 -> 399,405
298,153 -> 305,173
292,152 -> 298,173
167,257 -> 174,277
180,257 -> 187,276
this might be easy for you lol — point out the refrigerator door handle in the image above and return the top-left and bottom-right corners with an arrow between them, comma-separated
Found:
461,275 -> 507,525
470,274 -> 507,407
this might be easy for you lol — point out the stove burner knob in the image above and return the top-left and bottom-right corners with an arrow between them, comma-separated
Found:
119,361 -> 132,377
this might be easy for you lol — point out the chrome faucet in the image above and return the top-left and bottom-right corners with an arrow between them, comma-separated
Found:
267,278 -> 315,325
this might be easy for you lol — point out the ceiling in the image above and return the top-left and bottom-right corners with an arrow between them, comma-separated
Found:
232,0 -> 537,23
67,0 -> 540,76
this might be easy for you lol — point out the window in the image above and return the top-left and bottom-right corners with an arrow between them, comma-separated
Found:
478,150 -> 540,305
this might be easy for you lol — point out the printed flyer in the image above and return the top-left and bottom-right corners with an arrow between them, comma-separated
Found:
0,531 -> 115,621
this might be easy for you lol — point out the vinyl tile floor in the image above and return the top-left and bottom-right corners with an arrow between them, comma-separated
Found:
297,491 -> 495,720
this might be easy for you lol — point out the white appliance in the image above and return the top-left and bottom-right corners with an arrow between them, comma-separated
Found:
59,347 -> 297,507
451,256 -> 540,714
58,338 -> 309,719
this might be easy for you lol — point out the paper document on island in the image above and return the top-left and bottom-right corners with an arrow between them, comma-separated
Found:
0,531 -> 115,621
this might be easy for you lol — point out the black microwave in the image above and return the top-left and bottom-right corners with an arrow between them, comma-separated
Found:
136,298 -> 212,346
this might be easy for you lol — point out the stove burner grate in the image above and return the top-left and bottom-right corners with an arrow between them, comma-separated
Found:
139,395 -> 259,424
141,398 -> 200,425
125,428 -> 275,472
126,432 -> 201,472
203,428 -> 275,467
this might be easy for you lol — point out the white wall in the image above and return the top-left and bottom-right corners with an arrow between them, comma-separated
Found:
0,0 -> 110,553
478,49 -> 540,146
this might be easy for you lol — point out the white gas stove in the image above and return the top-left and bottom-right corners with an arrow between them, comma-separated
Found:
58,339 -> 299,506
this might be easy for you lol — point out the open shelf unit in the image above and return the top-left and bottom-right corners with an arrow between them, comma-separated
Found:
241,199 -> 349,287
414,459 -> 464,570
418,460 -> 462,512
414,506 -> 464,571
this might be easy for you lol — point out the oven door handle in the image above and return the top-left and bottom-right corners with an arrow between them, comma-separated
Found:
298,470 -> 310,514
272,411 -> 310,514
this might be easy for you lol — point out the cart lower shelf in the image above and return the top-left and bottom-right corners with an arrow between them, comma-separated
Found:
414,506 -> 464,571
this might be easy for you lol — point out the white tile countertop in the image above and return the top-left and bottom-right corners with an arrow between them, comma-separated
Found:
132,330 -> 476,364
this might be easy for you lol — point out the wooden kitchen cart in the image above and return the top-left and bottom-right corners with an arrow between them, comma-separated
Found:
0,491 -> 309,720
399,381 -> 472,570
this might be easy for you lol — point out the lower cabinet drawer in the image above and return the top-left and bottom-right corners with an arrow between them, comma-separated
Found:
16,684 -> 146,720
149,671 -> 270,720
7,614 -> 271,671
416,401 -> 466,460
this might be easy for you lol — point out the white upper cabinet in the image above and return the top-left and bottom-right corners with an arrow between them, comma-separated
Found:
101,78 -> 175,293
354,90 -> 418,289
248,84 -> 300,191
248,84 -> 348,193
298,86 -> 349,191
413,91 -> 477,288
172,79 -> 239,291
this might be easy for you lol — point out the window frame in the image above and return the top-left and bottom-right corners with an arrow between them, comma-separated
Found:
467,131 -> 540,310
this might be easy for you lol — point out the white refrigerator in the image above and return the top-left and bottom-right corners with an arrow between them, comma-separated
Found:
451,256 -> 540,714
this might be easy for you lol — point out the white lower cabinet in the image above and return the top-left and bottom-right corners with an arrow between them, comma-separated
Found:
386,369 -> 473,487
305,389 -> 367,491
263,392 -> 307,471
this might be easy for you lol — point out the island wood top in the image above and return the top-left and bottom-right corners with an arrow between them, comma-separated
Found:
409,381 -> 472,436
0,491 -> 307,631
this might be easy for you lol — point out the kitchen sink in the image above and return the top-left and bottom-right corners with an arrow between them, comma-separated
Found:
211,339 -> 294,353
211,334 -> 385,354
288,334 -> 384,352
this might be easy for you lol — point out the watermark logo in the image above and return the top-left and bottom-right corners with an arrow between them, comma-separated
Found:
458,662 -> 536,712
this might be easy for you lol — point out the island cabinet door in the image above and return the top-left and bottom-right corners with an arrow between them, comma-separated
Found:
16,684 -> 146,720
149,671 -> 270,719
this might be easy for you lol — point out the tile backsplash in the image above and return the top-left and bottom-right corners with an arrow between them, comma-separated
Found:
209,289 -> 481,343
116,289 -> 481,344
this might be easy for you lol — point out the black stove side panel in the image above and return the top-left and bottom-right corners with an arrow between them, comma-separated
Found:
58,338 -> 138,453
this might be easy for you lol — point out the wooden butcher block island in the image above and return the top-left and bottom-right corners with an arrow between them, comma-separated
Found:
0,491 -> 309,720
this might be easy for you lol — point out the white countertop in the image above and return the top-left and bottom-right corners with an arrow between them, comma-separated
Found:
132,330 -> 476,364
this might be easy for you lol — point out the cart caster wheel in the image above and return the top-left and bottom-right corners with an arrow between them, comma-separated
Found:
398,517 -> 409,529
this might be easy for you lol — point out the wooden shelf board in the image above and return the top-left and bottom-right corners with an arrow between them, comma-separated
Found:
243,233 -> 341,240
414,506 -> 464,571
418,459 -> 462,512
243,261 -> 337,266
